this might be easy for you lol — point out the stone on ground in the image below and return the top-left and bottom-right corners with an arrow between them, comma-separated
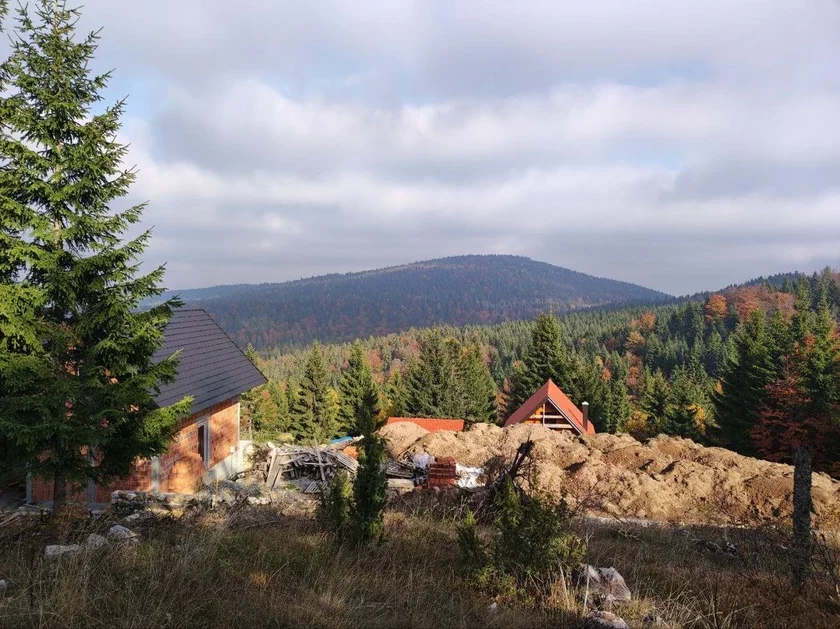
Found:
583,610 -> 631,629
44,544 -> 82,559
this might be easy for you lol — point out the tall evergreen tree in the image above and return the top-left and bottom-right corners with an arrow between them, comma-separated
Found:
404,330 -> 460,418
714,310 -> 774,456
663,367 -> 709,439
506,313 -> 571,413
338,341 -> 380,435
0,2 -> 190,512
349,374 -> 386,543
291,343 -> 339,441
604,378 -> 631,433
459,342 -> 498,425
797,299 -> 840,418
384,370 -> 408,417
641,369 -> 670,431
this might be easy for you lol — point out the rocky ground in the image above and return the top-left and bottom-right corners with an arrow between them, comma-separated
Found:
380,422 -> 840,528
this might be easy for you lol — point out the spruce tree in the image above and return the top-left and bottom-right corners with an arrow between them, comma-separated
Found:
291,343 -> 339,441
506,312 -> 571,413
459,343 -> 497,425
0,2 -> 190,512
641,369 -> 670,431
384,370 -> 408,417
663,367 -> 709,439
404,330 -> 459,418
349,385 -> 387,543
713,310 -> 774,455
797,299 -> 840,418
338,341 -> 380,435
605,378 -> 631,433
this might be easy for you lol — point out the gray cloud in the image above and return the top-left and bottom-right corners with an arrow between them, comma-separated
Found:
11,0 -> 840,295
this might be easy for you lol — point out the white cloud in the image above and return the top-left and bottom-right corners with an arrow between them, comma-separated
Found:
38,1 -> 838,293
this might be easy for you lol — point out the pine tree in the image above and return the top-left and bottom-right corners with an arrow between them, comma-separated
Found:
641,369 -> 670,431
0,2 -> 191,512
275,381 -> 291,434
384,370 -> 408,417
338,341 -> 380,435
604,378 -> 631,433
663,367 -> 709,439
459,343 -> 497,425
349,378 -> 386,543
404,330 -> 460,418
506,313 -> 571,413
797,299 -> 840,418
565,354 -> 609,431
291,343 -> 339,441
713,310 -> 774,455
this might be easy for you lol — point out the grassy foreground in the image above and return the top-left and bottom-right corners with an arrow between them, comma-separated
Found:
0,507 -> 837,628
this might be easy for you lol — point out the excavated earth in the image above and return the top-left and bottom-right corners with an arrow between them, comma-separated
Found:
379,422 -> 840,528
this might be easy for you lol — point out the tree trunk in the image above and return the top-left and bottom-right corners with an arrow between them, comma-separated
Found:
791,444 -> 812,588
52,473 -> 67,515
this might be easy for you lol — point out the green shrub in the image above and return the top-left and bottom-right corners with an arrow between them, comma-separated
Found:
318,470 -> 351,539
349,433 -> 388,544
457,509 -> 490,584
457,476 -> 585,601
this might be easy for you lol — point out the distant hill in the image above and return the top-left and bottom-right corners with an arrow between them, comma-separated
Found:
155,255 -> 671,349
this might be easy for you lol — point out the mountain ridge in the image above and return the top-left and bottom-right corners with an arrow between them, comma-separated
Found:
153,255 -> 670,350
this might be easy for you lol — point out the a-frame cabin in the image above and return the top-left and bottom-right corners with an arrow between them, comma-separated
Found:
504,379 -> 595,435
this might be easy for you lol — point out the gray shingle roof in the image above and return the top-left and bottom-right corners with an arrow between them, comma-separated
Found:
153,307 -> 267,416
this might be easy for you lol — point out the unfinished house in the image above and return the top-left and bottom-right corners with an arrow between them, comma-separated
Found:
29,307 -> 267,507
504,379 -> 595,435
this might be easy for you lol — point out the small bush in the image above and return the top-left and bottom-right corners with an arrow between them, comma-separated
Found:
318,470 -> 351,539
458,476 -> 585,602
457,509 -> 490,584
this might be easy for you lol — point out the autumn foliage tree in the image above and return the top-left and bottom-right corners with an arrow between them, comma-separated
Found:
752,302 -> 840,475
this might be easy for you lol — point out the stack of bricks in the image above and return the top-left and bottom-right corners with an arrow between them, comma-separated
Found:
426,457 -> 457,488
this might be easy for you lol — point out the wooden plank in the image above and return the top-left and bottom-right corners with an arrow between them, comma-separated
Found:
313,440 -> 326,482
266,451 -> 282,488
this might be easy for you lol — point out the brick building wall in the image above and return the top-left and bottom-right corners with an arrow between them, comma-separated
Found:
32,397 -> 241,506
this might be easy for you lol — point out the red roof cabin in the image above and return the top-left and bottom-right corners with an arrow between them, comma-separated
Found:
504,379 -> 595,435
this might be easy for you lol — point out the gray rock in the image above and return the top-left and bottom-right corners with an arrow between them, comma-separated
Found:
45,544 -> 82,559
0,579 -> 7,594
583,565 -> 632,603
85,534 -> 108,549
107,525 -> 137,541
124,513 -> 142,522
583,610 -> 631,629
643,612 -> 668,626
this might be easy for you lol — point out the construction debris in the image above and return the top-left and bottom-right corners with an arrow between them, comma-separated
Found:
252,442 -> 360,492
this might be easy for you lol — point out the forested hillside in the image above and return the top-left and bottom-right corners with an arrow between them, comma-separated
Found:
156,255 -> 670,348
244,268 -> 840,476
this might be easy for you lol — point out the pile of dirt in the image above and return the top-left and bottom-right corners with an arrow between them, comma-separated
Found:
379,423 -> 840,528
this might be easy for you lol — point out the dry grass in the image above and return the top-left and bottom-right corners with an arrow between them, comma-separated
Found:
0,507 -> 837,628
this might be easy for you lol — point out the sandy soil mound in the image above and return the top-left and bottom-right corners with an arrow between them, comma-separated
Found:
380,423 -> 840,527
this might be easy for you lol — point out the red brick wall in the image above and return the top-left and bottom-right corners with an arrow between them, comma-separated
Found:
35,397 -> 240,505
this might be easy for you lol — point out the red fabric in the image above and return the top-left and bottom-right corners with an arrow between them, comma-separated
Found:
503,379 -> 595,435
386,417 -> 465,433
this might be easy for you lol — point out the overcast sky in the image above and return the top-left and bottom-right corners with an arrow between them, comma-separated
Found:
28,1 -> 840,294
